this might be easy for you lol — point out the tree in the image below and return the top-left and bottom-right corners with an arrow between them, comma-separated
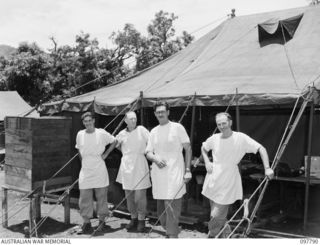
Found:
135,10 -> 194,71
3,42 -> 52,105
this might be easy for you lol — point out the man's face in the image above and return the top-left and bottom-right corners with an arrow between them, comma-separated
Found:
216,115 -> 232,133
154,105 -> 169,124
125,112 -> 137,128
83,116 -> 95,130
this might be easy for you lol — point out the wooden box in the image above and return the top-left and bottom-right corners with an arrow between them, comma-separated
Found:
4,116 -> 73,192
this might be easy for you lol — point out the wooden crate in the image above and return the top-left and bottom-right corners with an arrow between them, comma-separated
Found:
4,116 -> 73,192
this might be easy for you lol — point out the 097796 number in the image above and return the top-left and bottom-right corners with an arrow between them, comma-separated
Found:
300,239 -> 318,244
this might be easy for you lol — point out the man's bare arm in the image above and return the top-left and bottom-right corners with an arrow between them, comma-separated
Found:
102,139 -> 118,160
201,145 -> 213,173
258,146 -> 274,179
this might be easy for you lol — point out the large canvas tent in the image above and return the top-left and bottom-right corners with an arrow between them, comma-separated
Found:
41,5 -> 320,169
41,5 -> 320,233
42,5 -> 320,115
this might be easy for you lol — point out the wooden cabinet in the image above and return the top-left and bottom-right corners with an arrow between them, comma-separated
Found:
4,116 -> 72,192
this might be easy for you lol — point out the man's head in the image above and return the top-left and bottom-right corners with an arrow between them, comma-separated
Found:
125,111 -> 137,129
215,112 -> 232,134
81,112 -> 95,131
153,101 -> 170,125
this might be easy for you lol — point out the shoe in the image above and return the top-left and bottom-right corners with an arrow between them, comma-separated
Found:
137,220 -> 145,232
77,222 -> 93,235
126,218 -> 138,231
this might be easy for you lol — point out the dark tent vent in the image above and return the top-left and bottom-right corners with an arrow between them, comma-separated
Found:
258,14 -> 303,46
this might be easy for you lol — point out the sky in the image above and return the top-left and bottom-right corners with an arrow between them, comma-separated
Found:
0,0 -> 309,51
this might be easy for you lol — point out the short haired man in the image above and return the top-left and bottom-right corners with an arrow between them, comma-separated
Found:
201,112 -> 274,238
146,101 -> 192,238
75,112 -> 117,234
103,111 -> 151,232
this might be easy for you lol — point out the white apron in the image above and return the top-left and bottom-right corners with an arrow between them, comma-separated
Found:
147,122 -> 190,200
76,129 -> 113,189
116,126 -> 151,190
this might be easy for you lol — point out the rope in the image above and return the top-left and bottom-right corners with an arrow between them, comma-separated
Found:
178,94 -> 195,124
280,24 -> 300,91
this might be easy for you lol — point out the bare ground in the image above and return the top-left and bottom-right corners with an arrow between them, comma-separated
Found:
0,170 -> 207,238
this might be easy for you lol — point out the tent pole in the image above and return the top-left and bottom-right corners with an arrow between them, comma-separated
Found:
139,91 -> 144,126
303,99 -> 314,231
190,93 -> 197,149
236,88 -> 240,131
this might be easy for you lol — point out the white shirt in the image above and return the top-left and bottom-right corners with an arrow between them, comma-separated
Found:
116,126 -> 151,190
146,121 -> 190,200
75,128 -> 115,189
201,131 -> 261,204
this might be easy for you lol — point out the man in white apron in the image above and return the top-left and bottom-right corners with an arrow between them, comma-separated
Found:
75,112 -> 116,234
201,112 -> 274,238
146,101 -> 192,238
103,111 -> 151,232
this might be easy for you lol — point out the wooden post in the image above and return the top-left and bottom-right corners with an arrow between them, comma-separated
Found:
34,194 -> 41,222
2,187 -> 8,228
140,91 -> 144,126
304,101 -> 314,231
29,197 -> 35,235
236,88 -> 240,131
64,194 -> 70,225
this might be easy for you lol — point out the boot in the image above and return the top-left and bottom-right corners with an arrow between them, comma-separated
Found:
77,222 -> 93,235
137,220 -> 145,232
126,218 -> 138,231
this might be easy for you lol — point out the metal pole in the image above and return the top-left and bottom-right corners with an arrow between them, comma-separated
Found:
236,88 -> 240,131
139,91 -> 144,126
303,100 -> 314,231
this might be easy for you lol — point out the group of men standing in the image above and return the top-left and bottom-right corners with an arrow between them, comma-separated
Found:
75,101 -> 274,238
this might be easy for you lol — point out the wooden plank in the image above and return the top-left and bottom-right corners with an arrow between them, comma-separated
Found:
5,117 -> 32,130
5,155 -> 32,169
5,144 -> 32,155
4,165 -> 32,179
5,129 -> 32,144
64,194 -> 70,225
5,174 -> 31,192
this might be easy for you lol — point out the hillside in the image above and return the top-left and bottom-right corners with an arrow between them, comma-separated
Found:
0,44 -> 16,58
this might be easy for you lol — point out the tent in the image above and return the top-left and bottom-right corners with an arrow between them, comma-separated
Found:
0,91 -> 39,149
40,5 -> 320,233
41,4 -> 320,170
41,5 -> 320,115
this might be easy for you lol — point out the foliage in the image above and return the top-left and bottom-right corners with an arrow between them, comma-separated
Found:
0,10 -> 194,105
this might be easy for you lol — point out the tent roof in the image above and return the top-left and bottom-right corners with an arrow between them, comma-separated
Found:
42,5 -> 320,115
0,91 -> 39,120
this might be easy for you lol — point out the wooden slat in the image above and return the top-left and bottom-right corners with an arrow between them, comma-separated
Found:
5,155 -> 32,169
4,165 -> 32,179
5,174 -> 31,191
5,128 -> 32,144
